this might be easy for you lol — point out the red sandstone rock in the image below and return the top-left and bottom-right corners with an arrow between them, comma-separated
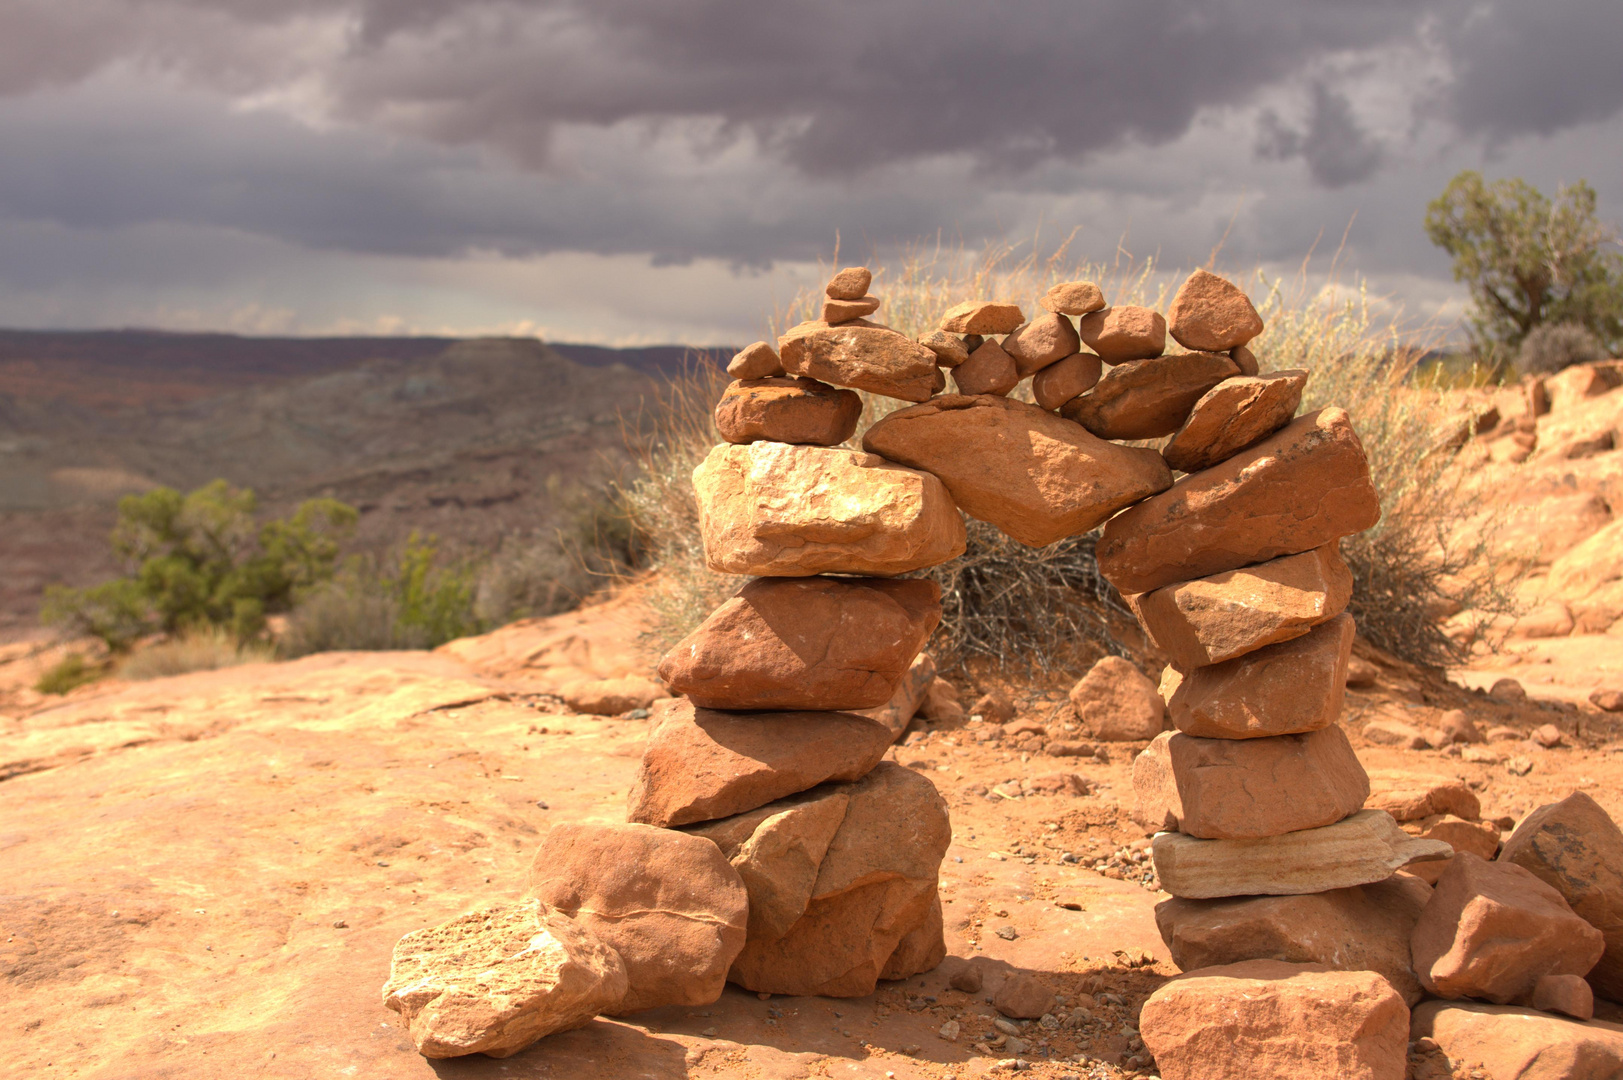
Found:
1076,305 -> 1166,364
1031,352 -> 1101,410
822,295 -> 881,323
1534,973 -> 1596,1020
1166,613 -> 1354,739
1412,1000 -> 1623,1079
714,376 -> 862,446
993,972 -> 1055,1019
1068,656 -> 1165,741
937,300 -> 1024,335
950,338 -> 1019,396
825,266 -> 873,300
1061,351 -> 1238,440
778,319 -> 944,402
728,341 -> 784,379
1139,960 -> 1409,1080
1040,280 -> 1106,316
917,330 -> 969,367
1162,370 -> 1307,473
1002,312 -> 1081,376
858,651 -> 937,741
1167,269 -> 1264,352
1230,344 -> 1259,375
1366,770 -> 1482,823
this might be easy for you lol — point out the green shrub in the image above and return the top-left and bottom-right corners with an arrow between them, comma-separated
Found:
35,653 -> 105,695
1517,321 -> 1607,375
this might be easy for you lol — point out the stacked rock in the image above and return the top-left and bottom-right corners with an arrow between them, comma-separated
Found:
647,267 -> 964,996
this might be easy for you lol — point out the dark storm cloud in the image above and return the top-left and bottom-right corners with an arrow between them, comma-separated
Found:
1256,84 -> 1384,188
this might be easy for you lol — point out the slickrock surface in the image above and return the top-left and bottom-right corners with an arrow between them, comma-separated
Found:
1498,791 -> 1623,1001
1166,269 -> 1264,353
1068,655 -> 1167,742
1412,1001 -> 1623,1080
1133,544 -> 1353,669
937,300 -> 1024,335
1161,369 -> 1308,473
1002,312 -> 1081,376
1153,809 -> 1452,898
1061,351 -> 1239,440
1041,279 -> 1106,316
625,698 -> 894,827
524,823 -> 748,1015
778,319 -> 944,402
1032,351 -> 1101,410
1155,877 -> 1433,1004
950,337 -> 1019,396
1133,724 -> 1369,840
1412,852 -> 1606,1004
918,328 -> 969,366
1098,407 -> 1382,593
825,266 -> 872,300
727,341 -> 784,379
693,441 -> 966,577
862,394 -> 1172,547
1139,960 -> 1409,1080
1076,305 -> 1167,364
1164,613 -> 1355,738
713,376 -> 862,446
381,898 -> 629,1059
657,576 -> 940,711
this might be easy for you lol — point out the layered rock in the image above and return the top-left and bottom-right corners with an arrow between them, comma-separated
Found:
1061,351 -> 1239,440
778,319 -> 943,402
693,441 -> 966,577
657,576 -> 941,711
861,394 -> 1172,547
1161,369 -> 1307,473
714,376 -> 862,446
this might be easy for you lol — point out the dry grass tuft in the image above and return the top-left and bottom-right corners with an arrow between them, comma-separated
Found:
119,627 -> 275,681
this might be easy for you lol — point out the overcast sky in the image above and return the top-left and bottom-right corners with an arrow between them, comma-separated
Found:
2,0 -> 1621,346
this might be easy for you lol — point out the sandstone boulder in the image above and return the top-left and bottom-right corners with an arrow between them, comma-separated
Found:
1136,724 -> 1369,840
526,823 -> 747,1015
1155,876 -> 1433,1004
880,890 -> 947,980
950,338 -> 1019,396
1166,269 -> 1264,352
918,329 -> 969,367
1534,973 -> 1596,1020
1068,656 -> 1166,741
694,442 -> 966,577
560,676 -> 665,716
658,576 -> 939,711
1153,809 -> 1451,899
1166,613 -> 1354,739
1498,792 -> 1623,1002
826,266 -> 873,300
714,376 -> 862,446
381,898 -> 629,1059
1041,280 -> 1106,316
1031,352 -> 1101,410
1412,852 -> 1606,1004
1002,312 -> 1081,376
626,698 -> 894,827
823,295 -> 881,323
728,341 -> 784,380
859,651 -> 938,741
1412,1001 -> 1623,1080
1061,351 -> 1239,440
994,972 -> 1056,1019
1366,770 -> 1481,823
861,395 -> 1172,547
727,763 -> 952,997
1076,305 -> 1166,364
1162,370 -> 1308,473
1098,407 -> 1382,594
938,300 -> 1024,335
778,319 -> 943,402
1139,960 -> 1409,1080
1134,544 -> 1352,669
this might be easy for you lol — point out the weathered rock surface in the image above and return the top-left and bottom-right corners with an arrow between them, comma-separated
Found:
559,676 -> 665,716
822,295 -> 881,323
1406,815 -> 1503,883
1533,973 -> 1596,1020
381,899 -> 629,1059
1076,305 -> 1166,364
1135,723 -> 1369,840
714,376 -> 862,446
1412,1001 -> 1623,1080
1153,809 -> 1452,899
1139,960 -> 1409,1080
694,442 -> 966,577
918,329 -> 969,367
1068,656 -> 1166,741
1041,280 -> 1106,316
861,394 -> 1173,547
1162,370 -> 1308,473
1412,853 -> 1606,1004
1134,544 -> 1352,670
658,576 -> 940,711
1098,407 -> 1382,594
1230,343 -> 1259,376
1155,876 -> 1433,1004
626,698 -> 894,827
950,338 -> 1019,396
727,763 -> 951,997
1031,351 -> 1101,410
879,890 -> 947,981
1498,792 -> 1623,1002
826,266 -> 873,300
1166,613 -> 1354,739
1061,351 -> 1239,440
1166,269 -> 1264,352
727,341 -> 784,380
938,300 -> 1024,335
778,319 -> 944,402
1366,770 -> 1482,823
1002,312 -> 1081,376
859,651 -> 937,741
525,823 -> 747,1015
994,972 -> 1056,1019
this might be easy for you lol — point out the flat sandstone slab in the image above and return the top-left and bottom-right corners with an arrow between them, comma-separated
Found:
714,376 -> 861,446
1162,369 -> 1307,473
778,319 -> 944,402
862,394 -> 1172,547
1098,407 -> 1381,594
1152,809 -> 1451,899
1061,351 -> 1238,440
1411,1001 -> 1623,1080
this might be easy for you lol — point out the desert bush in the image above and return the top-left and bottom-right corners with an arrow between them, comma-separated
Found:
35,653 -> 105,695
119,627 -> 275,680
1517,321 -> 1607,375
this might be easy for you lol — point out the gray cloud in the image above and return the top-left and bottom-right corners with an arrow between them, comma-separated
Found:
1256,84 -> 1385,188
